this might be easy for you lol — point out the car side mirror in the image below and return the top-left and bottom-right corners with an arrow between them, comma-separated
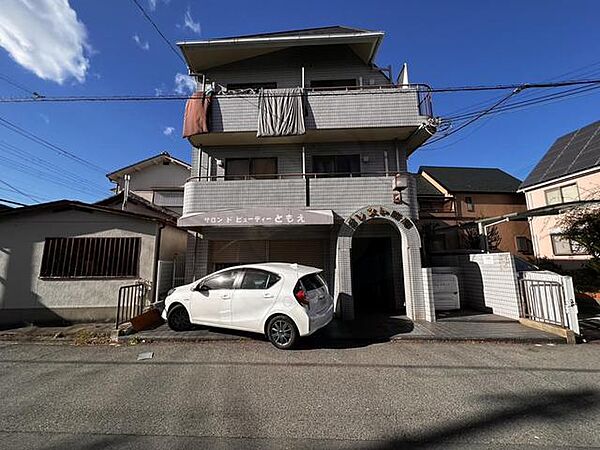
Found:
196,284 -> 209,292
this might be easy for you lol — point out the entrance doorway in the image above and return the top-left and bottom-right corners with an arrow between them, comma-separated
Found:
351,236 -> 396,314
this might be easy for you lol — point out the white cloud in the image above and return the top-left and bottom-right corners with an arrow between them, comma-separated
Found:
183,7 -> 201,35
174,73 -> 196,95
0,0 -> 90,84
148,0 -> 169,11
163,126 -> 175,136
132,34 -> 150,51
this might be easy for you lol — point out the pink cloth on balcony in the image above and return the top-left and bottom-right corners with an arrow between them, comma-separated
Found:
182,91 -> 212,138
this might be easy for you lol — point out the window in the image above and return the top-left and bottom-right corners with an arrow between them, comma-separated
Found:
226,82 -> 277,91
545,183 -> 579,206
310,79 -> 357,89
516,236 -> 533,255
312,155 -> 360,177
465,196 -> 475,212
299,273 -> 326,291
40,237 -> 140,278
240,269 -> 281,289
551,234 -> 587,256
202,270 -> 241,290
225,158 -> 277,180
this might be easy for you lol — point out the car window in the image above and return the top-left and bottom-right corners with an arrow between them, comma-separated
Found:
202,270 -> 240,290
240,269 -> 281,290
300,273 -> 325,291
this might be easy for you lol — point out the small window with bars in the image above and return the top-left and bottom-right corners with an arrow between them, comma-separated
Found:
40,237 -> 141,279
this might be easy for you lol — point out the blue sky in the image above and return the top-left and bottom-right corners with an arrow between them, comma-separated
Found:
0,0 -> 599,204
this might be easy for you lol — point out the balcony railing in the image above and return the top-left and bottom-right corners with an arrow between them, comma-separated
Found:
181,172 -> 417,221
208,85 -> 433,135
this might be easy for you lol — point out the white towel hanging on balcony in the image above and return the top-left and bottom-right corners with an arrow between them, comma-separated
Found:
257,87 -> 305,137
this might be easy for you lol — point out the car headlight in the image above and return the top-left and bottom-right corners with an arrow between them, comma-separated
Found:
167,288 -> 176,297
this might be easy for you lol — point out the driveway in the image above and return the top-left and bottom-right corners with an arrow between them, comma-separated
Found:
0,340 -> 598,448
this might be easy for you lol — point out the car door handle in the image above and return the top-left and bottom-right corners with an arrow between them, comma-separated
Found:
263,293 -> 274,298
221,294 -> 231,299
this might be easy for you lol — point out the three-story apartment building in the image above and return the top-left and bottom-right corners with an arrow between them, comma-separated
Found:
177,26 -> 437,321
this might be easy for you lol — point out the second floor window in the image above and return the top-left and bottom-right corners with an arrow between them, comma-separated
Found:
545,183 -> 579,206
225,158 -> 277,180
550,234 -> 587,256
312,154 -> 360,177
516,236 -> 533,255
465,196 -> 475,212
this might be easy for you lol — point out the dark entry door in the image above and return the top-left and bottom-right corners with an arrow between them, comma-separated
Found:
351,237 -> 395,314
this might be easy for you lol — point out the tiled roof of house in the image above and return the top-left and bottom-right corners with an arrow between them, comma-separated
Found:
419,166 -> 522,193
520,120 -> 600,189
415,174 -> 445,197
106,152 -> 190,181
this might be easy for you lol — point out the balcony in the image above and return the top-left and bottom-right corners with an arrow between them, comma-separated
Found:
179,172 -> 417,227
188,85 -> 434,149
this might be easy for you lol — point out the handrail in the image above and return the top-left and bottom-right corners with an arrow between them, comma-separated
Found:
185,171 -> 409,183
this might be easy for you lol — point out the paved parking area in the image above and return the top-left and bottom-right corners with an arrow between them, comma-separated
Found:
127,310 -> 562,345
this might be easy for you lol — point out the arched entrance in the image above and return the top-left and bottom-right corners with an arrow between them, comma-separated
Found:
351,219 -> 402,315
334,205 -> 435,322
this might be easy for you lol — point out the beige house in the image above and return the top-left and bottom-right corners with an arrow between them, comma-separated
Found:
416,166 -> 532,259
0,201 -> 187,325
519,120 -> 600,269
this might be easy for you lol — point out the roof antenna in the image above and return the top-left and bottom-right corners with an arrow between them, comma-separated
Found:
122,174 -> 130,210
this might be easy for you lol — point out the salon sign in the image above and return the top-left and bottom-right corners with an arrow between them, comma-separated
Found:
178,207 -> 334,228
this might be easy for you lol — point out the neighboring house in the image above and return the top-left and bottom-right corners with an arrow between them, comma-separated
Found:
519,120 -> 600,269
177,26 -> 439,321
416,166 -> 532,258
106,152 -> 191,215
0,201 -> 187,325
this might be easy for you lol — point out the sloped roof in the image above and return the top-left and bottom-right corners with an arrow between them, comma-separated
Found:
95,192 -> 180,220
419,166 -> 522,193
106,152 -> 190,181
178,25 -> 384,72
0,200 -> 176,225
520,120 -> 600,189
215,26 -> 378,40
415,174 -> 445,197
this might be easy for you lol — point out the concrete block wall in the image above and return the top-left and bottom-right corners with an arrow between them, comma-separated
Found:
432,252 -> 521,319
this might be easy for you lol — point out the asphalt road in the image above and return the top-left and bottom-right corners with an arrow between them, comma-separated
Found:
0,340 -> 599,449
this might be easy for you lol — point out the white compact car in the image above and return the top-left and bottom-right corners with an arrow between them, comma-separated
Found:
162,263 -> 334,349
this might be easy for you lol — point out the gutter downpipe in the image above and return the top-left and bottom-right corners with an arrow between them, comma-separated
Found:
152,223 -> 165,303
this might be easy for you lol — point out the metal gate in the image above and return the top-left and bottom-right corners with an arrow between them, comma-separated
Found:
115,283 -> 148,329
518,271 -> 579,334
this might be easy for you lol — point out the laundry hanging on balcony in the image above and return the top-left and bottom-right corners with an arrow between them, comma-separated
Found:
257,88 -> 305,137
182,90 -> 213,138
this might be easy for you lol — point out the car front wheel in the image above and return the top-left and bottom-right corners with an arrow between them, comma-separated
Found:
267,315 -> 298,349
167,305 -> 191,331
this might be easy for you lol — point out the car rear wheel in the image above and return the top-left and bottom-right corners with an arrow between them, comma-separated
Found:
267,315 -> 298,349
167,305 -> 191,331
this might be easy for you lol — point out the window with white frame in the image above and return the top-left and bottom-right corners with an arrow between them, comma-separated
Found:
544,183 -> 579,206
550,234 -> 587,256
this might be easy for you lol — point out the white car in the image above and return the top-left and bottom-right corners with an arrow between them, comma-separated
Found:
162,263 -> 334,349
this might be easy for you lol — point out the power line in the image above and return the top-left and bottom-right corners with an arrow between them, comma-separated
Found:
0,72 -> 43,98
1,78 -> 600,103
130,0 -> 186,65
422,88 -> 522,148
0,179 -> 40,203
0,116 -> 108,173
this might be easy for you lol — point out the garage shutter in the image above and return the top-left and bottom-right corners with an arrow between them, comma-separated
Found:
209,240 -> 268,267
269,240 -> 326,270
